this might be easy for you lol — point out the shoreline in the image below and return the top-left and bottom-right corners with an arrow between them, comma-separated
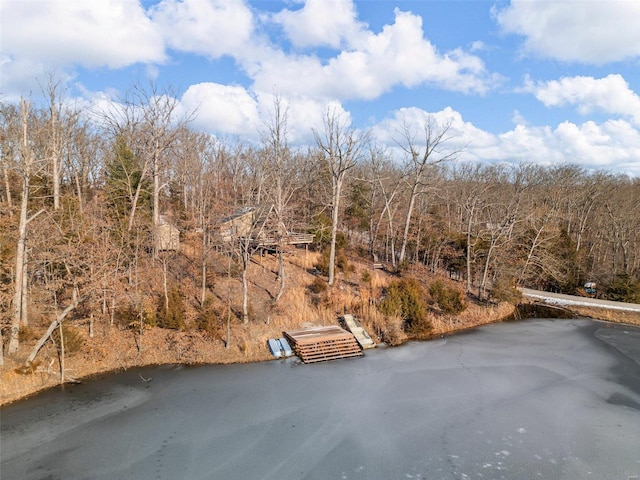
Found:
3,301 -> 638,407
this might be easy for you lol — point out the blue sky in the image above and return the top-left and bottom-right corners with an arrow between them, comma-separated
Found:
1,0 -> 639,176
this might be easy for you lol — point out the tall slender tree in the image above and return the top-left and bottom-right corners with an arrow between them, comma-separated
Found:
314,108 -> 367,285
395,114 -> 460,266
262,95 -> 298,301
8,98 -> 46,353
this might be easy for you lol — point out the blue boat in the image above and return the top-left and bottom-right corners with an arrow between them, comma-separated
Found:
267,338 -> 283,358
278,337 -> 293,357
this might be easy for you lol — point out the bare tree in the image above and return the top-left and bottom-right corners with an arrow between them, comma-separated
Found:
224,145 -> 264,324
170,128 -> 226,304
8,98 -> 46,353
314,108 -> 367,285
477,165 -> 535,299
395,114 -> 460,266
0,104 -> 17,216
261,95 -> 298,302
101,83 -> 189,236
515,166 -> 567,286
448,163 -> 492,293
43,75 -> 73,211
66,119 -> 102,216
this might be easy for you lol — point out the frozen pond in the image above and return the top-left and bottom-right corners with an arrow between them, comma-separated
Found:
2,318 -> 640,479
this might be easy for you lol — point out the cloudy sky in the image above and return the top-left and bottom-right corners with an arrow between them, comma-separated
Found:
1,0 -> 639,176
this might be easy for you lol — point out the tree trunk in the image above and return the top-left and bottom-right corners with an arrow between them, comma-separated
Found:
200,227 -> 207,305
242,243 -> 249,324
9,100 -> 33,354
127,161 -> 150,231
152,149 -> 160,243
227,254 -> 232,348
47,76 -> 63,211
21,247 -> 28,325
201,260 -> 207,306
274,247 -> 285,302
162,256 -> 169,311
480,240 -> 497,300
398,182 -> 418,265
52,148 -> 60,211
465,212 -> 474,294
413,213 -> 423,264
328,178 -> 343,286
1,157 -> 12,217
518,224 -> 546,285
74,170 -> 84,217
58,321 -> 65,383
313,109 -> 365,286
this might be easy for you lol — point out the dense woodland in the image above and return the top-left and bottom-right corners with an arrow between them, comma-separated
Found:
1,82 -> 640,365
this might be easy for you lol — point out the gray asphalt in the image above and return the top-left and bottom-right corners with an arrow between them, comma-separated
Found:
2,318 -> 640,480
521,288 -> 640,312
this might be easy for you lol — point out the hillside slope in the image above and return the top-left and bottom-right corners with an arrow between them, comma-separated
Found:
2,247 -> 515,405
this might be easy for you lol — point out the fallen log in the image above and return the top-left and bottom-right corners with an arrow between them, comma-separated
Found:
24,289 -> 81,367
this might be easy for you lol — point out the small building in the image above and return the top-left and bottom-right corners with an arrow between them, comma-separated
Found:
217,204 -> 313,248
219,206 -> 259,242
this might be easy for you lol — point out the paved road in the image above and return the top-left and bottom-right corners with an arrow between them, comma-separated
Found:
521,287 -> 640,312
2,319 -> 640,480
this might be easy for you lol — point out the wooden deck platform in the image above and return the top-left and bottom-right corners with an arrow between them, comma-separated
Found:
284,326 -> 363,363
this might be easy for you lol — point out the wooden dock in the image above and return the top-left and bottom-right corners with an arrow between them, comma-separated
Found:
284,326 -> 363,363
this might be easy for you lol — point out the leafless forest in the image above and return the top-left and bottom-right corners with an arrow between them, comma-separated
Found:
1,83 -> 639,366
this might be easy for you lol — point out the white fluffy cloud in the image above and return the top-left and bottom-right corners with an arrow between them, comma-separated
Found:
0,0 -> 164,99
181,83 -> 261,137
252,8 -> 502,101
492,120 -> 640,175
0,0 -> 164,68
272,0 -> 366,49
372,107 -> 640,176
1,0 -> 636,176
181,82 -> 351,144
150,0 -> 254,58
525,74 -> 640,126
372,106 -> 491,152
0,0 -> 498,104
495,0 -> 640,64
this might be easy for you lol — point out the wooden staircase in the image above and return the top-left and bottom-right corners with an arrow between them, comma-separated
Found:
284,326 -> 363,363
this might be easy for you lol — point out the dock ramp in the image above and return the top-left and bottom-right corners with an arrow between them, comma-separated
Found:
340,314 -> 376,349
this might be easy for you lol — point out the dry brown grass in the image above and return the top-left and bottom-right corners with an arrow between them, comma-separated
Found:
427,302 -> 516,335
370,269 -> 388,290
357,307 -> 407,346
567,305 -> 640,326
288,249 -> 320,270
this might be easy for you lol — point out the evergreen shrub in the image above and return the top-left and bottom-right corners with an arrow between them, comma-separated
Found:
429,280 -> 467,316
156,286 -> 185,330
379,278 -> 431,335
